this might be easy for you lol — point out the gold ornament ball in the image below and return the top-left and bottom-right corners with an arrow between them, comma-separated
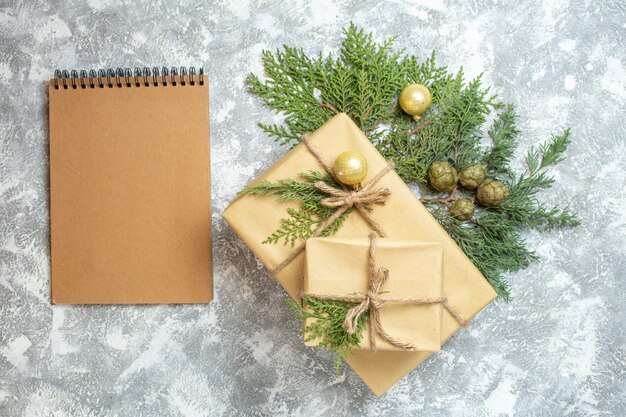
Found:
399,83 -> 432,121
333,151 -> 368,186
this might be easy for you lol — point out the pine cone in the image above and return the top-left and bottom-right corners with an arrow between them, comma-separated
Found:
476,179 -> 509,206
450,198 -> 475,221
458,164 -> 487,189
428,161 -> 458,192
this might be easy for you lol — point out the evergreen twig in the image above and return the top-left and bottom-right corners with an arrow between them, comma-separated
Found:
239,172 -> 352,245
246,23 -> 580,302
287,296 -> 367,373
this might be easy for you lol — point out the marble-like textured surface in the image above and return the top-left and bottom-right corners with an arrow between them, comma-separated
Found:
1,0 -> 625,415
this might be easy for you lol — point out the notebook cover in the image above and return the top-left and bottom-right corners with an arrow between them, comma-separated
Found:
48,74 -> 212,304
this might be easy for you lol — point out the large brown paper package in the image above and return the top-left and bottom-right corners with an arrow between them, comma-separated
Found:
304,237 -> 444,352
223,113 -> 496,395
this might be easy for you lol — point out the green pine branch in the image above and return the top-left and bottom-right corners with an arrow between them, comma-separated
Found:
500,129 -> 580,229
239,172 -> 352,245
287,295 -> 367,373
484,104 -> 519,177
245,24 -> 580,301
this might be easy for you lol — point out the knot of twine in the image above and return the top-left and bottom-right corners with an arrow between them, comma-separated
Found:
315,182 -> 391,208
302,233 -> 467,352
268,135 -> 394,276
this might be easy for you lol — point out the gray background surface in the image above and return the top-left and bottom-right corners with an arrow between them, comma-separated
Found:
1,0 -> 625,416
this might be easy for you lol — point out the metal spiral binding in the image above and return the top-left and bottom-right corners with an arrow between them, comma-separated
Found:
53,66 -> 205,89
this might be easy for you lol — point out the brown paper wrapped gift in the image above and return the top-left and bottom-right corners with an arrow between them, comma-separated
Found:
223,113 -> 496,395
304,237 -> 444,352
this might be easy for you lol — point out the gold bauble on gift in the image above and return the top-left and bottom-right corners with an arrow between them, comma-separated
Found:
399,83 -> 432,121
333,151 -> 368,188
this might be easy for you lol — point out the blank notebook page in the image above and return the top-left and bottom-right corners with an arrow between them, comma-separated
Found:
48,69 -> 212,304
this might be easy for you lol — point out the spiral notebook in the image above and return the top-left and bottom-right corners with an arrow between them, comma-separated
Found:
48,67 -> 212,304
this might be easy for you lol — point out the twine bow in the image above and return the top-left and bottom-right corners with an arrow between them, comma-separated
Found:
269,135 -> 394,276
315,182 -> 391,207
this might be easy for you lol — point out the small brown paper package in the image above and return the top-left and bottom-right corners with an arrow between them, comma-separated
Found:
304,237 -> 444,352
223,113 -> 496,395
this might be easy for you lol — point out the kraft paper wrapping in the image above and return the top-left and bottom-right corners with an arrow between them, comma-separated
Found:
223,113 -> 496,395
304,237 -> 444,352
